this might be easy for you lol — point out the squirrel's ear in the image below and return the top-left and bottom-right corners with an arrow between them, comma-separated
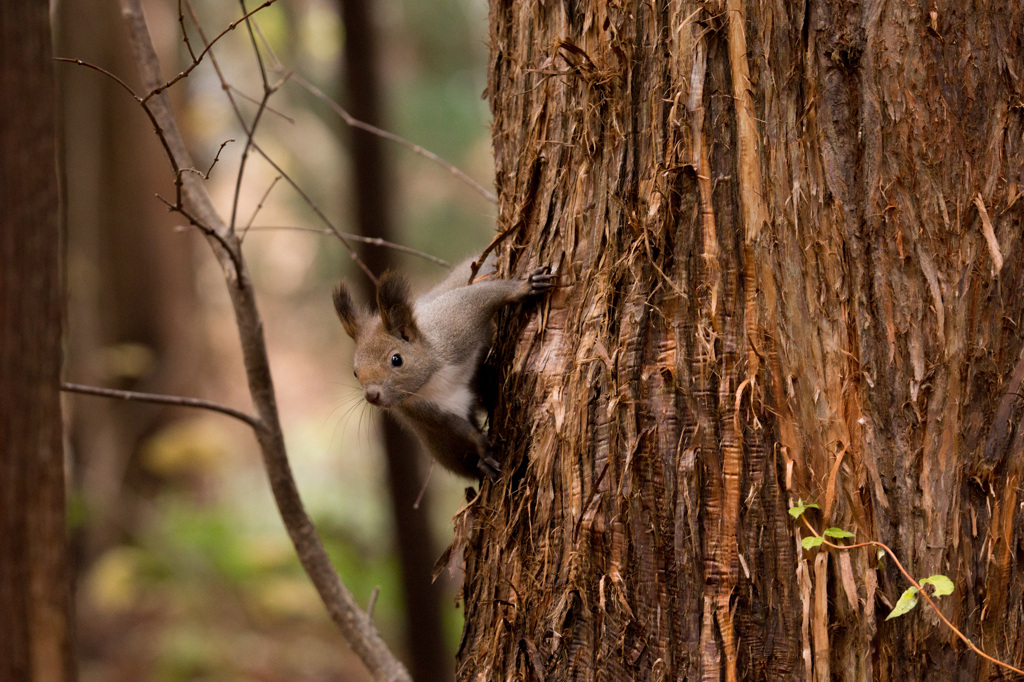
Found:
377,271 -> 420,342
332,282 -> 361,340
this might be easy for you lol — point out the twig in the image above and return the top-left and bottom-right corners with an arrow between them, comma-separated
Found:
413,460 -> 435,510
240,176 -> 281,241
241,0 -> 269,89
367,585 -> 381,622
61,382 -> 261,429
800,516 -> 1024,676
229,86 -> 272,231
154,193 -> 244,277
244,226 -> 452,268
184,0 -> 245,122
177,0 -> 198,61
141,0 -> 279,104
205,138 -> 234,178
469,223 -> 517,284
180,2 -> 378,286
289,72 -> 497,204
229,84 -> 295,123
249,141 -> 378,284
117,2 -> 412,680
54,58 -> 139,99
228,0 -> 274,233
252,26 -> 493,206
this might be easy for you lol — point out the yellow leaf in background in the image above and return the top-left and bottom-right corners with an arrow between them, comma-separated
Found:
85,547 -> 145,612
141,418 -> 235,476
244,536 -> 296,572
97,342 -> 156,380
251,576 -> 325,620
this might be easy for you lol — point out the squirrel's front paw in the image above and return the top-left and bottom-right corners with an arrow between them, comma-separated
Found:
477,454 -> 501,481
528,266 -> 557,293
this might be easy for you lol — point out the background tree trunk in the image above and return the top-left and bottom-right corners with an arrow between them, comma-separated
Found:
338,0 -> 451,679
455,1 -> 1024,680
0,1 -> 75,680
57,0 -> 201,565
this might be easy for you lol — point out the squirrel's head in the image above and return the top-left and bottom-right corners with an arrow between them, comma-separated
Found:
333,272 -> 437,408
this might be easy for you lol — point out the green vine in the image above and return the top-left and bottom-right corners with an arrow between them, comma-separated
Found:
789,500 -> 1023,676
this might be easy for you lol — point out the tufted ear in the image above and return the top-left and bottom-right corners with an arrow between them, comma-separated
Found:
377,271 -> 420,342
332,282 -> 362,340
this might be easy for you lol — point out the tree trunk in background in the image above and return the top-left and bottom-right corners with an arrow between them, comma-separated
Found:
0,1 -> 75,680
338,1 -> 451,680
456,2 -> 1024,680
57,0 -> 200,562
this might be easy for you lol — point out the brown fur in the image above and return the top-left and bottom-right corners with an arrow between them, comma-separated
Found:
333,260 -> 555,479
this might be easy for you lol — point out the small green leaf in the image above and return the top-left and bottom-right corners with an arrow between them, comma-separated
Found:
824,527 -> 855,539
789,501 -> 820,519
920,575 -> 954,598
886,587 -> 919,620
801,536 -> 825,550
877,548 -> 886,568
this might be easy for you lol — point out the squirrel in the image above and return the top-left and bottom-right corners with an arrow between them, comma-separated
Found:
332,257 -> 555,480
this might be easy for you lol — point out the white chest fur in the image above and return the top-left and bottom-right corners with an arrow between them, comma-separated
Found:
413,356 -> 477,418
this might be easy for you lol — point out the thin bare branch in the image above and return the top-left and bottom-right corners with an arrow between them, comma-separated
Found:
249,26 -> 494,205
229,84 -> 295,123
227,0 -> 275,233
249,141 -> 379,284
184,0 -> 245,122
182,1 -> 377,286
366,586 -> 381,622
240,175 -> 281,241
229,87 -> 272,231
290,73 -> 497,204
244,225 -> 452,267
56,57 -> 192,184
61,382 -> 260,429
205,138 -> 234,178
240,0 -> 269,89
154,193 -> 243,275
413,461 -> 435,510
141,0 -> 278,104
177,0 -> 198,61
118,3 -> 411,680
54,57 -> 139,99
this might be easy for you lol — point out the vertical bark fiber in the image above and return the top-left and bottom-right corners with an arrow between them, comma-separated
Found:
454,1 -> 1024,680
0,1 -> 74,680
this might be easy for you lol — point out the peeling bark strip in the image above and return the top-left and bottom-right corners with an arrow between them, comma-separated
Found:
457,1 -> 1024,680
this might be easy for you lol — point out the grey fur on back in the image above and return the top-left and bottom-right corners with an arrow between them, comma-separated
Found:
417,254 -> 497,305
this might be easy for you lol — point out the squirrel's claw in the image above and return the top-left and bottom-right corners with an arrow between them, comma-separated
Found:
477,455 -> 501,481
528,266 -> 557,292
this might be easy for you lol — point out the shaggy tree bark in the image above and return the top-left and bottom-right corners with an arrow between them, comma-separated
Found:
454,1 -> 1024,680
0,1 -> 74,680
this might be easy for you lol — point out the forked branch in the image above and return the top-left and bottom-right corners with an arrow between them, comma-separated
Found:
114,1 -> 412,680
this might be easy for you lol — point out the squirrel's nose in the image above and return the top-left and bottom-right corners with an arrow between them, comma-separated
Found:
364,386 -> 381,405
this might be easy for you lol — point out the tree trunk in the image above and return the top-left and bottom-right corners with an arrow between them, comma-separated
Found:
0,1 -> 75,680
455,2 -> 1024,680
57,0 -> 202,565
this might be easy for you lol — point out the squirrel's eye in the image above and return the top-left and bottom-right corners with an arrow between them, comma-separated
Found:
353,369 -> 358,379
390,353 -> 403,368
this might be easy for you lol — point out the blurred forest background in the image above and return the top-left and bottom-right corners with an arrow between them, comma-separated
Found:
56,0 -> 494,679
